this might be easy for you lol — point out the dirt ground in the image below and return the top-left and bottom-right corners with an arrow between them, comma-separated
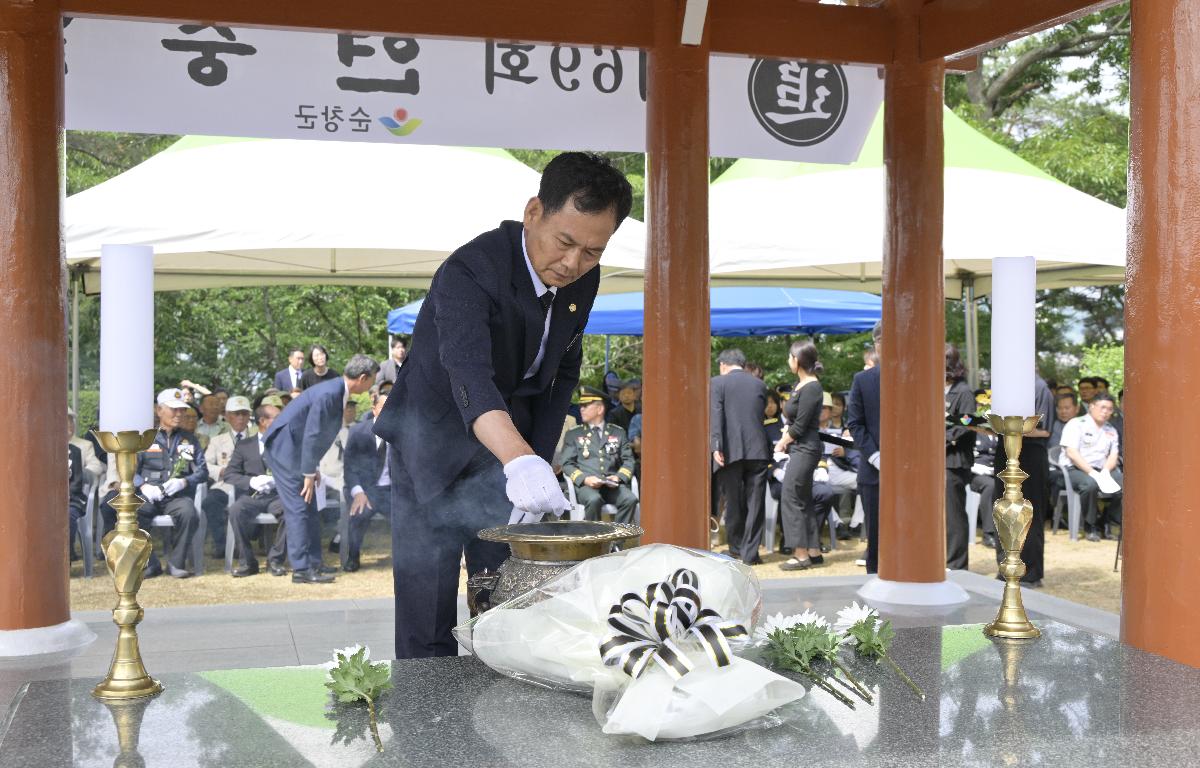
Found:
70,522 -> 1123,615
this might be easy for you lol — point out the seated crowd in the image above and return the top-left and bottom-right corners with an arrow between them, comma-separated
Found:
68,332 -> 1122,585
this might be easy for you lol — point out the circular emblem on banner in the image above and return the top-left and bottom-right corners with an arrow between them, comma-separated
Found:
747,60 -> 849,147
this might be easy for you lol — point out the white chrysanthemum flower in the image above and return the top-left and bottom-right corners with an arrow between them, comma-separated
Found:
752,612 -> 805,644
795,609 -> 830,630
833,601 -> 877,635
323,644 -> 369,680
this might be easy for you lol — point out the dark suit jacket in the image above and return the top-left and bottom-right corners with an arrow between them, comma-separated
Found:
373,220 -> 598,503
274,367 -> 303,392
264,377 -> 346,480
345,416 -> 387,499
68,443 -> 86,511
710,369 -> 769,463
847,367 -> 881,487
224,436 -> 271,497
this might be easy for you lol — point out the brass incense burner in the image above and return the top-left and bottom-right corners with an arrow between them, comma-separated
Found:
467,520 -> 642,613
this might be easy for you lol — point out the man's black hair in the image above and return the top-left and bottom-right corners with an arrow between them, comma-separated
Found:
717,348 -> 747,368
1091,392 -> 1115,405
538,152 -> 634,226
1094,376 -> 1110,388
1056,391 -> 1078,405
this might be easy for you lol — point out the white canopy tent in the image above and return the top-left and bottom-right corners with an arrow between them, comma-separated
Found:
65,136 -> 647,294
707,106 -> 1126,296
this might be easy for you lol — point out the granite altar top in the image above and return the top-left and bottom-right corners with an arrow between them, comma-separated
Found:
3,620 -> 1199,767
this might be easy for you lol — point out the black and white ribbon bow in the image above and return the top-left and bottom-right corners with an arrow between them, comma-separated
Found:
599,568 -> 748,680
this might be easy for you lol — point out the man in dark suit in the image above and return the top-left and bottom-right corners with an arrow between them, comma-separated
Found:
67,442 -> 87,561
376,338 -> 407,386
343,383 -> 394,571
226,403 -> 289,577
710,348 -> 770,565
374,152 -> 633,659
847,322 -> 883,574
264,354 -> 379,583
273,347 -> 306,393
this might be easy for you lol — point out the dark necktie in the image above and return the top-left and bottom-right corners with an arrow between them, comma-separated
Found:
539,291 -> 554,316
234,432 -> 243,444
593,426 -> 603,444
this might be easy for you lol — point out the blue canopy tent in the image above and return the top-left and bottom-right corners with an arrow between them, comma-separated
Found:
387,286 -> 881,337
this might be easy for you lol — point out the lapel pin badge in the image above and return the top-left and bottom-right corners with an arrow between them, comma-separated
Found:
568,303 -> 577,313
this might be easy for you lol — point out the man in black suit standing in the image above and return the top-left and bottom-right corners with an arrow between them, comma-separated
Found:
274,347 -> 306,393
710,348 -> 770,565
847,321 -> 883,574
226,403 -> 289,577
343,383 -> 394,572
374,152 -> 633,659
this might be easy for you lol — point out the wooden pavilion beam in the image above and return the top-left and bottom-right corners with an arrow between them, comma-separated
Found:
708,0 -> 893,64
61,0 -> 897,66
59,0 -> 657,48
920,0 -> 1124,61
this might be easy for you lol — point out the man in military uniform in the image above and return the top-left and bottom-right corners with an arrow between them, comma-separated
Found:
1058,391 -> 1122,541
100,388 -> 209,578
560,386 -> 638,524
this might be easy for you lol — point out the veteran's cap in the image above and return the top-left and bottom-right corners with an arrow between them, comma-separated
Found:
260,394 -> 286,408
577,386 -> 608,404
156,388 -> 188,408
225,395 -> 252,413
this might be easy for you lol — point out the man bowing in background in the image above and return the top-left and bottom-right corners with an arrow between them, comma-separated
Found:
374,152 -> 633,658
265,354 -> 379,584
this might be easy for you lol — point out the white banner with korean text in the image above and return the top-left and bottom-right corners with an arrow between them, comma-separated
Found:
63,17 -> 883,163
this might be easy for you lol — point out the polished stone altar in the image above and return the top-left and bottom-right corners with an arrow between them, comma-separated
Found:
3,619 -> 1200,767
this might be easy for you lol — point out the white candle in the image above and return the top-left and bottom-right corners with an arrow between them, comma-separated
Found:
990,256 -> 1035,416
99,245 -> 155,432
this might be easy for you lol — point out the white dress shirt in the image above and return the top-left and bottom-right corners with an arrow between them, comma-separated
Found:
522,231 -> 556,379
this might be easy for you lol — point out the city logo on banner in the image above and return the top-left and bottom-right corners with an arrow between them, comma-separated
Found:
747,60 -> 849,147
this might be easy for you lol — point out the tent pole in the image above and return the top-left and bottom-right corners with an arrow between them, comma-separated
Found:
604,335 -> 611,374
962,277 -> 978,390
71,269 -> 80,420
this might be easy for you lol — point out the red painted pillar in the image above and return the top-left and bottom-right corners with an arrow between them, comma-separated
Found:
641,0 -> 710,549
1122,0 -> 1200,668
878,0 -> 948,584
0,0 -> 71,631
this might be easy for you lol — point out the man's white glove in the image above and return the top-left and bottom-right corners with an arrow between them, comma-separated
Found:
503,455 -> 569,523
139,484 -> 164,503
868,451 -> 881,470
162,478 -> 187,497
813,467 -> 829,484
249,475 -> 274,493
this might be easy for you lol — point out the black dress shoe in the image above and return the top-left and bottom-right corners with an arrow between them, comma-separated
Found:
292,568 -> 335,584
328,536 -> 340,554
267,561 -> 288,577
835,524 -> 852,541
143,561 -> 163,579
819,544 -> 831,553
778,546 -> 795,556
343,558 -> 360,573
1086,531 -> 1102,542
232,563 -> 259,578
316,564 -> 338,575
746,556 -> 764,566
981,533 -> 998,548
808,554 -> 825,565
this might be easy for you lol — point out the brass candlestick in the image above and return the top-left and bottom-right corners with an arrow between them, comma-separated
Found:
983,414 -> 1041,640
92,429 -> 164,700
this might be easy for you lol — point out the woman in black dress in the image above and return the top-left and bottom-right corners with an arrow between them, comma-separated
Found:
300,343 -> 340,390
774,340 -> 825,570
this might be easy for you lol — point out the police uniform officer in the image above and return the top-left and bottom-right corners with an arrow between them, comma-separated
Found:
560,387 -> 638,524
100,388 -> 209,578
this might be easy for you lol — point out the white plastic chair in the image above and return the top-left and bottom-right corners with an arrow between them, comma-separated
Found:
565,481 -> 586,522
1048,446 -> 1071,536
150,484 -> 207,574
